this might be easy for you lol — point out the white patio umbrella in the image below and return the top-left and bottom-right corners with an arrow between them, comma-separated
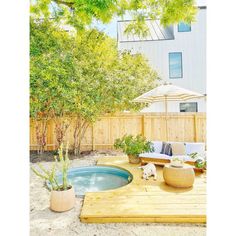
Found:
133,82 -> 205,140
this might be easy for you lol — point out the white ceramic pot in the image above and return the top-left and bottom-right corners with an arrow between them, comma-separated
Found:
50,186 -> 75,212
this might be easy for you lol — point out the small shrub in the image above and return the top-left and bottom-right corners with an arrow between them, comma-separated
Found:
114,134 -> 154,156
189,152 -> 207,170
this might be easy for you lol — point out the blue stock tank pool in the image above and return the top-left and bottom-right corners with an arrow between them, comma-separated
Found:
47,166 -> 133,196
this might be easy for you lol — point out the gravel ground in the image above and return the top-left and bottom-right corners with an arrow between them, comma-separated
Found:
30,153 -> 206,236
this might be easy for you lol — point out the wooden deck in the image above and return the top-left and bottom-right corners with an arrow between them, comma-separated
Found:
80,157 -> 206,223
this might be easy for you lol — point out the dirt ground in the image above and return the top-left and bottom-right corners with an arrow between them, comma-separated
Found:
30,150 -> 121,163
30,153 -> 206,236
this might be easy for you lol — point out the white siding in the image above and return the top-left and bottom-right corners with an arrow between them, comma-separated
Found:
141,98 -> 206,112
118,8 -> 206,112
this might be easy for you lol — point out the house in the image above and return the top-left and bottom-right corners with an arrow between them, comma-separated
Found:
117,6 -> 206,112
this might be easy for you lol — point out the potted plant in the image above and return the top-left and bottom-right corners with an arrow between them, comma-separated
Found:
171,156 -> 185,167
31,143 -> 75,212
189,152 -> 207,172
114,134 -> 154,164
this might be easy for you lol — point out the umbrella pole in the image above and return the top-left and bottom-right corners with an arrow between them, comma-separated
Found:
164,96 -> 168,141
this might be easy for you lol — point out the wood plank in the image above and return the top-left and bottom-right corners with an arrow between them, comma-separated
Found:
81,211 -> 206,218
81,217 -> 206,224
83,195 -> 206,204
84,191 -> 206,196
83,203 -> 206,208
82,205 -> 206,215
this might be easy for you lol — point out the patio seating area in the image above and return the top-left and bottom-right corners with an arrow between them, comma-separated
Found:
80,156 -> 206,223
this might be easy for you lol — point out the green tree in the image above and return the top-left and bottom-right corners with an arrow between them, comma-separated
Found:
30,19 -> 158,155
30,0 -> 197,36
30,19 -> 75,152
69,29 -> 158,154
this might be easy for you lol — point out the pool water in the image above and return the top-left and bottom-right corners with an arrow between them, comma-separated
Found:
47,166 -> 133,196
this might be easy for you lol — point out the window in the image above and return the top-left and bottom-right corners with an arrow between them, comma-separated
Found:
180,102 -> 198,112
178,22 -> 191,32
169,52 -> 183,78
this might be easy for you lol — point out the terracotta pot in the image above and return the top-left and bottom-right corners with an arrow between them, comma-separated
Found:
50,186 -> 75,212
128,155 -> 140,164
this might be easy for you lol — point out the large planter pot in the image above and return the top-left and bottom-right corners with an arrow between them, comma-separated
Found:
128,154 -> 140,164
50,186 -> 75,212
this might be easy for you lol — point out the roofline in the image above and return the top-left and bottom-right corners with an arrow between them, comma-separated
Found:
119,38 -> 175,43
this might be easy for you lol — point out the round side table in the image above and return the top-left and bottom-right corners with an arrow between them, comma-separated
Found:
163,164 -> 195,188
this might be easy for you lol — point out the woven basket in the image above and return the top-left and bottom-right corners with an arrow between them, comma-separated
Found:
128,155 -> 140,164
163,165 -> 195,188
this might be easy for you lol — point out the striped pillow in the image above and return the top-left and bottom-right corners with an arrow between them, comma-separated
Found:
160,142 -> 172,156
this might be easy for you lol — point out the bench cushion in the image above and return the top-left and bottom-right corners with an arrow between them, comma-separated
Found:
172,155 -> 195,163
185,142 -> 205,155
139,152 -> 171,160
139,153 -> 196,163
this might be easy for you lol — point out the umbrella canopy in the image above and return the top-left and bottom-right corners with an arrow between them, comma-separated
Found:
133,83 -> 205,141
133,83 -> 205,103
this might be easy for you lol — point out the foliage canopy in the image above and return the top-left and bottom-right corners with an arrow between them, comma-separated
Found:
31,0 -> 197,36
30,19 -> 158,119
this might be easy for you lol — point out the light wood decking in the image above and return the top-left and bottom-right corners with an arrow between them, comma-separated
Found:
80,157 -> 206,223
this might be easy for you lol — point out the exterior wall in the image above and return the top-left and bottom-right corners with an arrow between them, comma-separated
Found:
118,8 -> 206,112
141,97 -> 206,113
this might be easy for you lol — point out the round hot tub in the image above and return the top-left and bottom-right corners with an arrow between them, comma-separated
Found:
47,166 -> 133,196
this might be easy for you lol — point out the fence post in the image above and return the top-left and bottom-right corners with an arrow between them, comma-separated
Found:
92,123 -> 95,151
142,115 -> 146,137
194,114 -> 198,142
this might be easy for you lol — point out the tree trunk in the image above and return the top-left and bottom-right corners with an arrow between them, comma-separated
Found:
73,116 -> 81,156
73,124 -> 79,156
41,120 -> 47,153
54,117 -> 71,149
73,116 -> 90,156
35,118 -> 48,154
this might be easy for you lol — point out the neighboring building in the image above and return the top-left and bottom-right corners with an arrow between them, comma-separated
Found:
117,6 -> 206,112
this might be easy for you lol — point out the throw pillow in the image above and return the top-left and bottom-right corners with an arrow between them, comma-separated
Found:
171,142 -> 186,155
152,141 -> 163,153
160,142 -> 172,156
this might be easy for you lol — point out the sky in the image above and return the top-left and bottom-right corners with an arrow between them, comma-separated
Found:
92,19 -> 117,38
93,0 -> 206,39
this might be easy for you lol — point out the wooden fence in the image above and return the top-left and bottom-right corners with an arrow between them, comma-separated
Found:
30,112 -> 206,151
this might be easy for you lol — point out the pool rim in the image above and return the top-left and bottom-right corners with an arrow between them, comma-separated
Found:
46,165 -> 134,197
